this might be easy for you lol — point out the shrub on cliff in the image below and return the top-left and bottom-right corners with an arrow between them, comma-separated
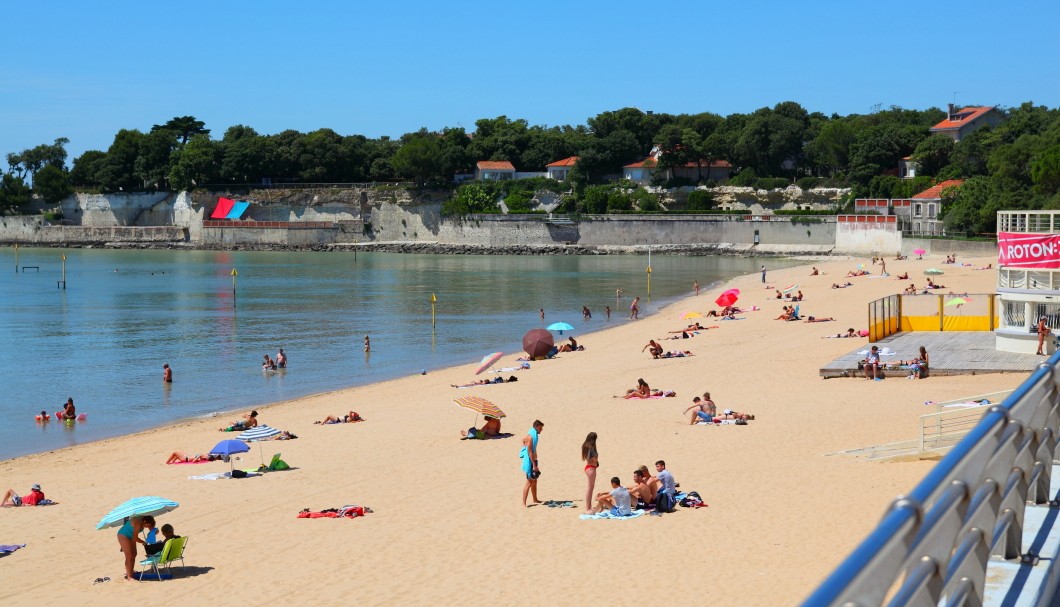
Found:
442,182 -> 500,216
686,189 -> 715,211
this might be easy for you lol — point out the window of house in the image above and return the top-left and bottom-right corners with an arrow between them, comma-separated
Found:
913,203 -> 922,218
927,203 -> 936,218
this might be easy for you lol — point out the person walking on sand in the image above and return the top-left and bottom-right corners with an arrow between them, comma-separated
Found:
581,432 -> 599,514
162,364 -> 172,383
1038,316 -> 1052,355
630,297 -> 640,320
521,420 -> 544,507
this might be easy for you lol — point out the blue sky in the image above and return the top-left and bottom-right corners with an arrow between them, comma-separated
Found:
2,0 -> 1058,168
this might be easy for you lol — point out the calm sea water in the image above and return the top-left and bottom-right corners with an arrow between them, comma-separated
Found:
0,247 -> 799,460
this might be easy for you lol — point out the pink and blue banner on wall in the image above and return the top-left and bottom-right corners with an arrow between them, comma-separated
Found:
998,232 -> 1060,268
209,197 -> 251,220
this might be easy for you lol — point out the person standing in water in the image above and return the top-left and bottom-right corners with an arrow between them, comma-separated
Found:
276,349 -> 287,368
162,364 -> 172,383
364,336 -> 370,353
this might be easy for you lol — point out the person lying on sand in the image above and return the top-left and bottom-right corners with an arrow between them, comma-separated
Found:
314,411 -> 364,425
716,409 -> 755,421
461,415 -> 502,439
660,350 -> 693,358
832,282 -> 854,289
166,452 -> 221,464
451,376 -> 518,388
824,328 -> 858,339
846,270 -> 869,277
974,264 -> 993,270
804,316 -> 835,323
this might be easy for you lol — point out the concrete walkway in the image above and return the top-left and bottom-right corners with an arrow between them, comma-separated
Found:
820,332 -> 1046,379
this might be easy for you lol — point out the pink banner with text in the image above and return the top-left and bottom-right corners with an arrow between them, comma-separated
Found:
998,232 -> 1060,268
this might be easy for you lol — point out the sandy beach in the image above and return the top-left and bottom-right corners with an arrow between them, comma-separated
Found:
0,253 -> 1019,606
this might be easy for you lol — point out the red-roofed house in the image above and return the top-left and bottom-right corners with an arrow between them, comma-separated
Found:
623,156 -> 732,184
546,156 -> 578,181
899,156 -> 918,179
475,161 -> 516,181
890,179 -> 964,235
930,105 -> 1004,142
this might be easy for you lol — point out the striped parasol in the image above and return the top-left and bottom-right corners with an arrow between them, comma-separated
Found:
782,284 -> 799,294
237,425 -> 281,442
453,396 -> 506,419
96,496 -> 179,530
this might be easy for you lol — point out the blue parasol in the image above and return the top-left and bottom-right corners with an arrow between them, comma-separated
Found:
96,496 -> 179,530
547,322 -> 575,335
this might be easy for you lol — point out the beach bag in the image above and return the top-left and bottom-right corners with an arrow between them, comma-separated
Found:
656,492 -> 676,513
231,469 -> 248,478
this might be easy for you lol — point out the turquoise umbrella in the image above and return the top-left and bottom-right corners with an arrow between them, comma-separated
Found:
96,496 -> 179,530
547,322 -> 575,335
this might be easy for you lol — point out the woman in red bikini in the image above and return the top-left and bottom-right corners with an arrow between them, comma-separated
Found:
581,432 -> 599,515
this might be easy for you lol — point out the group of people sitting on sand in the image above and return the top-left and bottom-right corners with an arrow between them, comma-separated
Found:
775,290 -> 803,301
589,462 -> 682,516
776,305 -> 801,321
682,392 -> 755,425
615,378 -> 675,399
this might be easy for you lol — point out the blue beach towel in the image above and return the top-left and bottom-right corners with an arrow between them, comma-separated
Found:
580,509 -> 647,520
519,426 -> 539,476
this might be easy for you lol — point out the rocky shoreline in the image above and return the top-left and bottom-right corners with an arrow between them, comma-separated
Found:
7,240 -> 834,257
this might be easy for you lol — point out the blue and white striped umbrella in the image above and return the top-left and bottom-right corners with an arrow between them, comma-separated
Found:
96,496 -> 179,530
237,425 -> 281,442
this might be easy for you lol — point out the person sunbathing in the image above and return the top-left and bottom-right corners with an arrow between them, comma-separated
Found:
220,410 -> 258,432
775,306 -> 794,321
642,339 -> 664,358
315,411 -> 364,425
846,270 -> 869,277
825,328 -> 858,339
451,377 -> 507,387
804,316 -> 835,323
717,408 -> 755,421
165,451 -> 221,464
660,350 -> 693,358
461,415 -> 502,439
616,378 -> 651,399
263,430 -> 297,440
974,264 -> 993,270
896,272 -> 909,280
895,253 -> 907,260
832,282 -> 854,289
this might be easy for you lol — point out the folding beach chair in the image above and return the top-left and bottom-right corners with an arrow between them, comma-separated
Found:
138,536 -> 188,581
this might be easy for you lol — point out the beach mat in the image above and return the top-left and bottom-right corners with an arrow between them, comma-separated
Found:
580,510 -> 647,520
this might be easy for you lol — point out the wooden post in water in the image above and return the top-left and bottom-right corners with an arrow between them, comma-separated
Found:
646,247 -> 652,300
14,243 -> 18,273
58,254 -> 67,289
231,268 -> 238,306
431,292 -> 437,328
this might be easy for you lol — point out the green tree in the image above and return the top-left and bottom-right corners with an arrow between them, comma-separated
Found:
135,128 -> 179,189
911,135 -> 955,176
33,165 -> 73,204
69,150 -> 107,188
1031,145 -> 1060,194
96,130 -> 145,192
221,125 -> 274,184
0,173 -> 32,212
152,116 -> 210,146
6,137 -> 70,178
686,189 -> 715,210
391,135 -> 443,185
167,134 -> 221,190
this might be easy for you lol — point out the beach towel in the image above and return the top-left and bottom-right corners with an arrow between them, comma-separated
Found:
167,459 -> 212,465
580,509 -> 647,520
462,432 -> 514,441
0,544 -> 26,554
188,471 -> 261,480
519,427 -> 539,476
297,505 -> 371,519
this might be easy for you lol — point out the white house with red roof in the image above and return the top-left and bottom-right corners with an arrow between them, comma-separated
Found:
930,104 -> 1004,142
475,160 -> 516,181
891,179 -> 963,235
546,156 -> 577,181
623,150 -> 731,184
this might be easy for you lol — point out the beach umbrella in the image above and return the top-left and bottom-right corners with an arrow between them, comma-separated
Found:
715,292 -> 738,307
546,322 -> 575,335
782,284 -> 799,294
681,312 -> 703,320
210,439 -> 251,474
924,268 -> 944,276
454,395 -> 507,430
96,496 -> 179,530
453,396 -> 506,419
475,352 -> 504,375
237,425 -> 281,442
913,248 -> 926,256
522,328 -> 555,359
945,297 -> 970,307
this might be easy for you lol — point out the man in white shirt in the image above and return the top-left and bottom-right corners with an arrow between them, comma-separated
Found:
593,476 -> 632,516
655,460 -> 677,512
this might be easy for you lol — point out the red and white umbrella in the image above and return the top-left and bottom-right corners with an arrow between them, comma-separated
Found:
475,352 -> 503,375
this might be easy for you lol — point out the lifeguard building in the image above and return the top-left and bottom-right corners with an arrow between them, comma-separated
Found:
996,210 -> 1060,354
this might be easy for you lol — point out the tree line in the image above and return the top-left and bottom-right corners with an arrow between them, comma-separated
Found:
3,103 -> 1060,234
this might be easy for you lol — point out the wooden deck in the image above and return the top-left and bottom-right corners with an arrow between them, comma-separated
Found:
820,332 -> 1046,378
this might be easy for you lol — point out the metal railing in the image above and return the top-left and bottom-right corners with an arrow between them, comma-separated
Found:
868,294 -> 901,341
803,354 -> 1060,606
920,391 -> 1014,454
